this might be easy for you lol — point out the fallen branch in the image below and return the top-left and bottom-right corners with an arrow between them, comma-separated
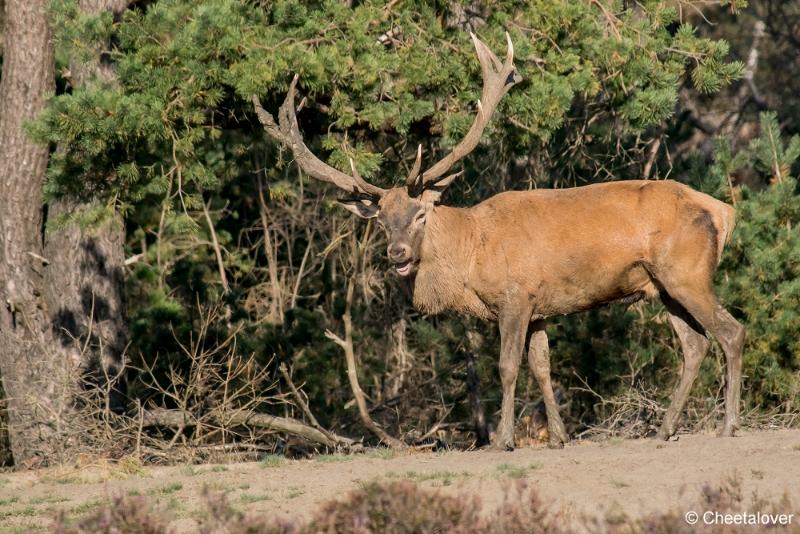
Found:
141,407 -> 358,450
279,362 -> 360,449
326,279 -> 406,449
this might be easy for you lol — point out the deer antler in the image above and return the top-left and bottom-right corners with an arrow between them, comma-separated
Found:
404,144 -> 423,188
407,32 -> 522,193
252,75 -> 387,198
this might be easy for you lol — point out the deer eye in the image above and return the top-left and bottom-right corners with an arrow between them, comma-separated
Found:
413,212 -> 426,225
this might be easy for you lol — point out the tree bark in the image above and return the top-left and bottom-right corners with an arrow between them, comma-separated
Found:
42,199 -> 128,409
42,0 -> 130,413
0,0 -> 74,467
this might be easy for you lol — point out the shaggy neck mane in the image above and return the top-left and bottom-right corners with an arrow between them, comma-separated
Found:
412,206 -> 480,316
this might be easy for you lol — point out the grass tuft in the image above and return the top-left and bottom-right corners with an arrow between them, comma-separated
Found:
146,482 -> 183,496
495,462 -> 541,479
259,455 -> 285,468
240,493 -> 271,504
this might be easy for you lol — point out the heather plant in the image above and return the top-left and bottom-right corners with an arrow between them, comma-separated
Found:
49,477 -> 799,534
51,494 -> 169,534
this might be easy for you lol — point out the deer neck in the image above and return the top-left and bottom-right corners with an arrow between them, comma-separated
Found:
412,206 -> 484,317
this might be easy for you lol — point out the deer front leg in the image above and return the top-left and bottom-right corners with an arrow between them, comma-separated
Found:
493,307 -> 530,451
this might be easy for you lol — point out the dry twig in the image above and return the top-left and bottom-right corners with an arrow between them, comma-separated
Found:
326,279 -> 406,448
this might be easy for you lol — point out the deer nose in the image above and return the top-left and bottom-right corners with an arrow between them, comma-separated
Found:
387,243 -> 411,262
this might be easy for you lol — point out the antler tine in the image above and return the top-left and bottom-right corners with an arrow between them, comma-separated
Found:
472,32 -> 503,77
252,75 -> 387,198
405,144 -> 424,189
418,32 -> 522,188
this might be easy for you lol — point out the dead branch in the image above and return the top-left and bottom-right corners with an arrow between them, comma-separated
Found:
256,174 -> 284,324
325,279 -> 406,448
131,303 -> 361,457
743,20 -> 767,109
201,199 -> 230,294
591,0 -> 622,41
642,135 -> 662,179
140,407 -> 355,449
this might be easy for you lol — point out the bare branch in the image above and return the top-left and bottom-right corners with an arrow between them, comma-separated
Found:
141,407 -> 345,448
325,279 -> 406,448
201,199 -> 230,294
591,0 -> 622,41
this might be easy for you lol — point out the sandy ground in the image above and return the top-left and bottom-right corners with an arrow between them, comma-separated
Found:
0,429 -> 799,532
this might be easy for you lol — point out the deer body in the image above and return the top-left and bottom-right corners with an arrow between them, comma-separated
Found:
254,33 -> 744,450
414,180 -> 734,320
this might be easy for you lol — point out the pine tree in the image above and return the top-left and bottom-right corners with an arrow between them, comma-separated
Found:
711,113 -> 800,411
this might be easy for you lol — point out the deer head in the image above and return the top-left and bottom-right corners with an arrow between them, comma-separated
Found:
253,33 -> 521,276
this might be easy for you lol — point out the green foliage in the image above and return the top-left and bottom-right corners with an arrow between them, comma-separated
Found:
34,0 -> 746,207
745,113 -> 800,182
720,179 -> 800,406
708,114 -> 800,408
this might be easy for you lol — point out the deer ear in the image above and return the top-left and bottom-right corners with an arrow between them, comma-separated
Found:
419,171 -> 462,207
338,198 -> 380,219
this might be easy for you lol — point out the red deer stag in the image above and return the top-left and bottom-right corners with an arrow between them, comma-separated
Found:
253,33 -> 744,450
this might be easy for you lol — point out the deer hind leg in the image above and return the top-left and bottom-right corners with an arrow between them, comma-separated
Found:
653,275 -> 744,437
657,294 -> 710,440
710,303 -> 744,436
527,321 -> 569,448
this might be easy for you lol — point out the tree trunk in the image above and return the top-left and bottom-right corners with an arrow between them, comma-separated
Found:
0,0 -> 130,467
42,0 -> 130,413
0,0 -> 73,467
43,199 -> 128,410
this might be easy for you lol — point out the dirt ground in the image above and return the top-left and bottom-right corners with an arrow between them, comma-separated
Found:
0,428 -> 798,532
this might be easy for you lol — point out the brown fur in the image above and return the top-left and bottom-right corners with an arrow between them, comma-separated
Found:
374,179 -> 744,449
414,180 -> 732,319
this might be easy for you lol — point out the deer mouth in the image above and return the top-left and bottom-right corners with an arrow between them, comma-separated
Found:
394,260 -> 415,277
